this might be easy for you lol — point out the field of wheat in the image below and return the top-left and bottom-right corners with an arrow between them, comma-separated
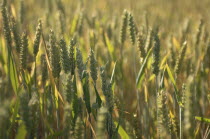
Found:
0,0 -> 210,138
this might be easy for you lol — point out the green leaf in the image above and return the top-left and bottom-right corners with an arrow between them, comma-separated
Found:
110,61 -> 117,84
160,67 -> 166,89
165,64 -> 180,103
21,70 -> 32,96
72,75 -> 79,117
70,14 -> 79,35
9,99 -> 20,135
113,116 -> 121,138
137,73 -> 145,89
93,84 -> 102,108
0,37 -> 7,66
22,70 -> 31,85
114,122 -> 130,139
9,55 -> 19,95
195,116 -> 210,123
15,123 -> 27,139
165,64 -> 177,90
105,34 -> 115,59
136,48 -> 152,88
160,52 -> 169,69
82,74 -> 91,114
0,49 -> 5,65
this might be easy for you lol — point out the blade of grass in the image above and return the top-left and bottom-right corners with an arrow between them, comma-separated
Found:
114,122 -> 130,139
136,48 -> 152,88
82,74 -> 91,114
8,99 -> 20,135
195,116 -> 210,123
15,123 -> 27,139
165,64 -> 180,103
105,33 -> 115,60
93,84 -> 102,108
110,61 -> 117,84
9,55 -> 19,95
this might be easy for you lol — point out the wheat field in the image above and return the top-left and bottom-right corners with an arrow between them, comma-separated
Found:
0,0 -> 210,138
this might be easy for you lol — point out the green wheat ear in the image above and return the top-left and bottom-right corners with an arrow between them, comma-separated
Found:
58,11 -> 65,35
169,112 -> 178,138
174,41 -> 187,77
100,66 -> 114,113
56,0 -> 65,16
11,16 -> 21,54
77,12 -> 84,36
128,12 -> 136,45
195,19 -> 204,46
65,74 -> 73,103
20,32 -> 28,70
76,47 -> 85,81
96,107 -> 108,139
33,20 -> 42,57
90,49 -> 98,84
152,30 -> 160,76
160,91 -> 171,134
89,31 -> 96,48
49,30 -> 61,78
181,19 -> 190,44
181,84 -> 186,107
106,112 -> 116,138
74,117 -> 84,139
1,1 -> 12,49
132,114 -> 141,138
60,38 -> 70,73
120,9 -> 128,44
41,54 -> 48,85
145,28 -> 153,52
69,37 -> 76,75
19,91 -> 31,133
19,0 -> 24,24
137,32 -> 146,58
